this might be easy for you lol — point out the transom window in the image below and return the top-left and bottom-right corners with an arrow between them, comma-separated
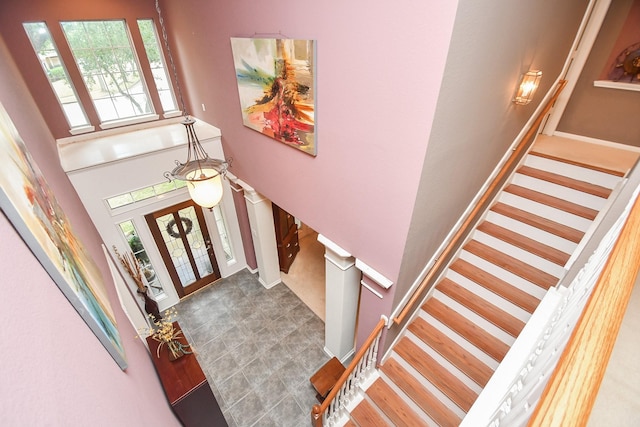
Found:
23,19 -> 178,133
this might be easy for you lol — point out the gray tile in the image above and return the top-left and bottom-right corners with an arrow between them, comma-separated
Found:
276,359 -> 311,392
242,357 -> 273,389
234,308 -> 268,332
248,326 -> 280,352
207,351 -> 240,383
291,380 -> 321,417
287,304 -> 316,327
267,397 -> 306,427
193,334 -> 227,368
251,413 -> 278,427
175,269 -> 327,427
189,319 -> 230,347
222,410 -> 238,427
282,329 -> 312,356
261,342 -> 293,371
256,374 -> 288,408
229,340 -> 259,367
218,370 -> 251,408
298,343 -> 331,376
266,316 -> 298,339
219,324 -> 249,350
228,390 -> 265,427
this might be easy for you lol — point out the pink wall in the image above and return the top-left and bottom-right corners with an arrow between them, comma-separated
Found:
163,0 -> 459,288
0,34 -> 179,426
0,0 -> 459,356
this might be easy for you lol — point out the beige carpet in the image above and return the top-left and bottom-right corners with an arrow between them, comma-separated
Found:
281,223 -> 326,321
533,135 -> 640,176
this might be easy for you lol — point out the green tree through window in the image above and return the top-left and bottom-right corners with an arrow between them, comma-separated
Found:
61,20 -> 153,122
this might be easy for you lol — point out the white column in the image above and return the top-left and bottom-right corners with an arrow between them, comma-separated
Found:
242,185 -> 281,289
318,234 -> 361,362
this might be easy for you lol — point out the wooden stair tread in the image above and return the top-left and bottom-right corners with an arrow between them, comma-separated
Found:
408,316 -> 493,386
381,357 -> 462,427
437,278 -> 525,337
367,378 -> 429,427
395,338 -> 477,412
491,202 -> 585,243
423,298 -> 510,362
464,239 -> 558,290
518,164 -> 615,197
477,221 -> 570,266
504,184 -> 598,220
351,398 -> 391,427
528,151 -> 626,178
343,421 -> 356,427
451,259 -> 540,313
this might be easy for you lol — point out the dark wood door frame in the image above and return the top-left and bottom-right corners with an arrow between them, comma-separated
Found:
145,200 -> 220,298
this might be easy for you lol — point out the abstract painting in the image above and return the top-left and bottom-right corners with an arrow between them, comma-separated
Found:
231,37 -> 316,156
0,101 -> 127,370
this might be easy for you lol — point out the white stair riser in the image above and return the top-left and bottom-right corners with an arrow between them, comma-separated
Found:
524,154 -> 622,188
471,231 -> 566,278
511,174 -> 607,211
432,292 -> 516,346
445,269 -> 533,323
498,192 -> 592,231
404,331 -> 484,394
377,368 -> 442,423
484,212 -> 577,255
419,311 -> 500,370
387,354 -> 468,420
458,250 -> 548,299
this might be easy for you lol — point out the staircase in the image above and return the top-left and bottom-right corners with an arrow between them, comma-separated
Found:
346,146 -> 628,426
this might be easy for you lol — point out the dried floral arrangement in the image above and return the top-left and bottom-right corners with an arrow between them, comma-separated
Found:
142,308 -> 192,360
113,245 -> 146,293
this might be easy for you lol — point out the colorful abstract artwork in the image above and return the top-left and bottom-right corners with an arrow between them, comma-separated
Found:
0,101 -> 127,369
230,37 -> 316,156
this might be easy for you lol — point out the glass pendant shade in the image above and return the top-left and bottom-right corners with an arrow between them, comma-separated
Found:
156,0 -> 228,208
164,118 -> 228,209
186,171 -> 223,209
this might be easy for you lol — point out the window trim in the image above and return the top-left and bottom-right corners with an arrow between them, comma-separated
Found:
23,17 -> 179,135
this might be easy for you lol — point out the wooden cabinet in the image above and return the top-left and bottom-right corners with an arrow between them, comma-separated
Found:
146,322 -> 227,427
272,203 -> 300,273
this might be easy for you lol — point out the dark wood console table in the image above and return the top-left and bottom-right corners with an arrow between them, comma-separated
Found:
146,322 -> 227,426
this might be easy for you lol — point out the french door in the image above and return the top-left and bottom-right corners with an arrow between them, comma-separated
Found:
145,200 -> 220,298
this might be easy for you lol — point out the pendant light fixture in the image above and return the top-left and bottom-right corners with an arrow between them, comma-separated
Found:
156,0 -> 228,209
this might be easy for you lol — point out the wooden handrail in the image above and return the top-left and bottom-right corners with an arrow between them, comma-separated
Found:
311,317 -> 387,426
393,79 -> 568,325
528,192 -> 640,426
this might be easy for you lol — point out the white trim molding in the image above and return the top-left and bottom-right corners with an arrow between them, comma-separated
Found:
355,259 -> 393,289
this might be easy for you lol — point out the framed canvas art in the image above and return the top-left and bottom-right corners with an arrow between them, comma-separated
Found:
594,0 -> 640,91
0,101 -> 127,370
231,37 -> 316,156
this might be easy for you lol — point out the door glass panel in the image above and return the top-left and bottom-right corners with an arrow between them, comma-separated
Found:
178,206 -> 213,279
155,212 -> 196,287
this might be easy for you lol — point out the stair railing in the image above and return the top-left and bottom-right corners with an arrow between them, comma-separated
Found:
311,316 -> 387,427
528,185 -> 640,425
460,176 -> 640,426
393,79 -> 568,327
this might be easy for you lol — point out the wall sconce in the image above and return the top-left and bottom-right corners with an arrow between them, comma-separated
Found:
513,70 -> 542,105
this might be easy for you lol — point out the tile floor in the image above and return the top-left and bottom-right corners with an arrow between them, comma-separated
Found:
176,269 -> 329,427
